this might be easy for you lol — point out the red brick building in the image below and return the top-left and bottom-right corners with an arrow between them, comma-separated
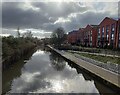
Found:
83,24 -> 98,47
78,28 -> 84,46
67,30 -> 78,44
67,29 -> 85,45
116,19 -> 120,48
67,17 -> 120,49
97,17 -> 118,48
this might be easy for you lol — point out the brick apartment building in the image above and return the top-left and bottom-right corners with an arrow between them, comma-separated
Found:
67,25 -> 98,47
97,17 -> 118,48
67,29 -> 84,45
78,28 -> 84,46
67,30 -> 78,44
67,17 -> 120,49
116,19 -> 120,48
83,24 -> 98,47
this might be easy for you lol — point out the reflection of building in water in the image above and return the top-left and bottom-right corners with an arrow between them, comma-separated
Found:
49,52 -> 66,71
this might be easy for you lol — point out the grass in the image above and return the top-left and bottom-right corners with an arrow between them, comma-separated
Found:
69,51 -> 120,64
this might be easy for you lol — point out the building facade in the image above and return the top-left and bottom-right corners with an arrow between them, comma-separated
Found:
67,17 -> 120,49
67,30 -> 78,45
84,25 -> 98,47
116,19 -> 120,48
78,28 -> 84,46
97,17 -> 118,48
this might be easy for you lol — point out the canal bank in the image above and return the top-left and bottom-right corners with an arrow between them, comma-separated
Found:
48,45 -> 120,92
2,45 -> 37,71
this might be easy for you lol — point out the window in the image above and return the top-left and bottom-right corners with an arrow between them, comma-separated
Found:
102,27 -> 104,33
98,28 -> 100,34
111,24 -> 115,32
119,43 -> 120,48
106,25 -> 109,33
102,35 -> 104,38
106,25 -> 109,41
102,27 -> 104,38
98,35 -> 100,38
111,34 -> 114,40
107,34 -> 109,40
98,28 -> 100,38
90,42 -> 92,46
91,31 -> 92,35
91,36 -> 92,41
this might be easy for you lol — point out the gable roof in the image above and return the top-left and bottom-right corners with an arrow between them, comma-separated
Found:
99,17 -> 117,25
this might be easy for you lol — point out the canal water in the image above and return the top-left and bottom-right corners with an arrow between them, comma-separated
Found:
3,48 -> 117,94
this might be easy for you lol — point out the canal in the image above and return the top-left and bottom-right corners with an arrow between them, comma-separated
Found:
2,48 -> 117,94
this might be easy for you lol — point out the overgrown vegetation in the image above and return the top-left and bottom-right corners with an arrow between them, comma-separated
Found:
2,36 -> 37,58
2,35 -> 39,69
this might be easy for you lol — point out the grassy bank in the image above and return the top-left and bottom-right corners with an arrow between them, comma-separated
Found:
59,45 -> 120,56
69,51 -> 120,64
58,45 -> 101,53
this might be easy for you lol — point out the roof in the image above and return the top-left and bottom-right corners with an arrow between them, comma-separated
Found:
90,25 -> 99,28
68,30 -> 78,34
105,17 -> 118,21
99,17 -> 117,25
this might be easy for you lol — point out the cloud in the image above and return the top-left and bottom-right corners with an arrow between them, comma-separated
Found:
2,1 -> 118,38
52,2 -> 118,32
51,11 -> 113,32
2,2 -> 51,29
54,17 -> 71,24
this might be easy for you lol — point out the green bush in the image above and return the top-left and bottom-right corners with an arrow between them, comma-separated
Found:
2,36 -> 36,59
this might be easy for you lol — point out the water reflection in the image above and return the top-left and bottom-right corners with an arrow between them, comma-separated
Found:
2,49 -> 36,94
49,51 -> 66,71
5,49 -> 100,93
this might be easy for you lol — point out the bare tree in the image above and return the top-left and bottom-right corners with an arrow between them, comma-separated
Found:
50,27 -> 66,47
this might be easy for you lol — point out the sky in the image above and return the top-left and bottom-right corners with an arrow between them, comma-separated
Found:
1,0 -> 119,38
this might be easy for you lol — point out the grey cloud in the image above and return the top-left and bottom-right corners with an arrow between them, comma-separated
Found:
2,2 -> 118,38
75,11 -> 111,27
32,2 -> 88,18
2,2 -> 89,29
39,10 -> 116,33
2,2 -> 52,29
41,23 -> 60,32
54,11 -> 113,32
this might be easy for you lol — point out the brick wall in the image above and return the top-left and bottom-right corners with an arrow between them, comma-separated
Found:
98,17 -> 117,48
